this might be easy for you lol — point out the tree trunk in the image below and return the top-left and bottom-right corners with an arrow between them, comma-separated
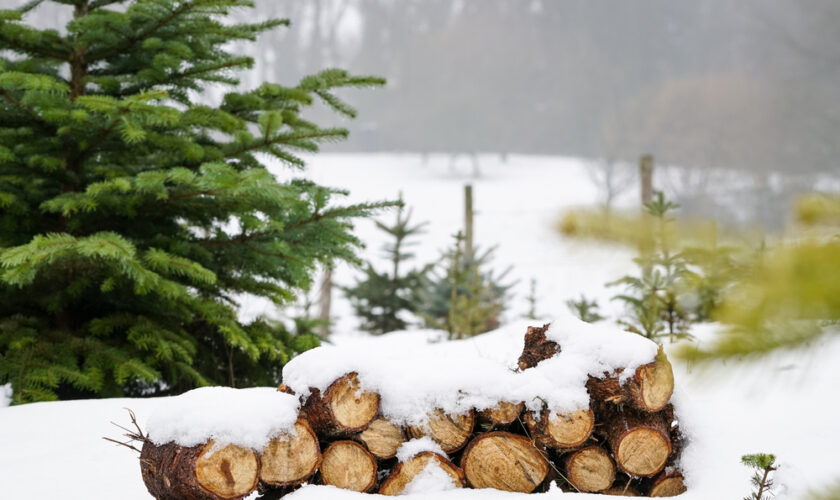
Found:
603,409 -> 672,477
259,419 -> 321,487
301,372 -> 380,437
478,401 -> 524,427
523,408 -> 594,450
586,347 -> 674,412
379,451 -> 465,495
406,409 -> 475,454
356,417 -> 406,460
517,323 -> 559,370
140,440 -> 260,500
562,445 -> 616,493
460,432 -> 549,493
319,441 -> 378,492
645,471 -> 687,497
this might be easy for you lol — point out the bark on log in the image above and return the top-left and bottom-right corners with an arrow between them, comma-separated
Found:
460,431 -> 549,493
524,408 -> 595,450
517,323 -> 559,370
646,471 -> 687,497
356,417 -> 406,460
603,409 -> 672,477
406,409 -> 475,454
140,440 -> 260,500
479,401 -> 525,427
259,419 -> 321,487
302,372 -> 380,437
319,441 -> 378,492
586,346 -> 674,413
379,451 -> 465,495
562,445 -> 616,493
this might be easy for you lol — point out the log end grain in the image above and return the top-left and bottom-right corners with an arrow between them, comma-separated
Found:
460,432 -> 549,493
329,373 -> 380,431
615,427 -> 671,477
406,409 -> 475,454
320,441 -> 377,492
195,442 -> 260,499
563,445 -> 616,493
358,417 -> 406,460
479,401 -> 525,426
636,347 -> 674,412
526,408 -> 595,449
379,452 -> 465,496
259,420 -> 321,487
649,471 -> 687,497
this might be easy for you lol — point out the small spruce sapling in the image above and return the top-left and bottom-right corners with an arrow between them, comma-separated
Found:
741,453 -> 778,500
565,294 -> 605,323
342,202 -> 430,335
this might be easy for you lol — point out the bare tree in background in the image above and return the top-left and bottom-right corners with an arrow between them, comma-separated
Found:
586,159 -> 635,211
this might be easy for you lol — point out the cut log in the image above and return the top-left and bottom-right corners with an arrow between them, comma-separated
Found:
517,323 -> 559,370
140,440 -> 259,500
259,419 -> 321,487
379,451 -> 465,495
302,372 -> 380,437
604,410 -> 672,477
357,417 -> 406,460
406,409 -> 475,454
479,401 -> 525,427
460,431 -> 549,493
562,445 -> 616,493
524,408 -> 594,449
586,346 -> 674,413
647,471 -> 687,497
319,441 -> 378,492
602,484 -> 641,496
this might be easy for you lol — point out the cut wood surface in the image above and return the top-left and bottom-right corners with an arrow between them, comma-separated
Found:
602,484 -> 641,496
517,323 -> 560,370
604,410 -> 672,477
647,471 -> 687,497
586,347 -> 674,413
524,408 -> 594,449
356,417 -> 406,460
406,409 -> 475,454
140,440 -> 259,500
460,431 -> 549,493
379,451 -> 465,496
563,445 -> 616,493
319,441 -> 378,492
479,401 -> 525,426
302,372 -> 380,437
259,419 -> 321,486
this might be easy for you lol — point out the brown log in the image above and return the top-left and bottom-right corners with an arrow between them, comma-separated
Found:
140,440 -> 259,500
319,441 -> 378,492
523,408 -> 594,450
603,409 -> 672,477
460,431 -> 549,493
379,451 -> 465,495
406,409 -> 475,454
586,346 -> 674,413
259,419 -> 321,487
646,470 -> 687,497
602,484 -> 641,496
356,417 -> 406,460
517,323 -> 559,370
479,401 -> 525,427
301,372 -> 380,437
562,445 -> 616,493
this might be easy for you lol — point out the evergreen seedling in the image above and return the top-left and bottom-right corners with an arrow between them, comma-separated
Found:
741,453 -> 777,500
565,294 -> 605,323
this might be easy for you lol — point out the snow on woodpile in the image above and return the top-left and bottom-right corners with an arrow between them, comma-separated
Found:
282,314 -> 658,425
146,387 -> 299,451
396,437 -> 447,463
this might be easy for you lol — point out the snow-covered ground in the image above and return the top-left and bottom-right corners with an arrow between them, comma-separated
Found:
1,154 -> 838,499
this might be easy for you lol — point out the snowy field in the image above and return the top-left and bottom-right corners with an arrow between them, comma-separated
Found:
1,154 -> 839,499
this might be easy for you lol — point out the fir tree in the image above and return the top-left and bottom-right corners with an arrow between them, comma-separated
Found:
0,0 -> 387,403
565,294 -> 605,323
342,201 -> 430,335
741,453 -> 777,500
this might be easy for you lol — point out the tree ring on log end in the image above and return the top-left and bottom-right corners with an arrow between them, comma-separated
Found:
650,474 -> 687,497
379,451 -> 465,495
480,401 -> 524,426
406,409 -> 475,454
565,446 -> 616,493
330,373 -> 380,430
259,419 -> 321,486
195,442 -> 260,499
358,417 -> 406,460
546,409 -> 594,448
460,432 -> 549,492
320,441 -> 377,492
638,361 -> 674,412
616,428 -> 671,477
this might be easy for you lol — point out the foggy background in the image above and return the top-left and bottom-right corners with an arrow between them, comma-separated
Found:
22,0 -> 840,226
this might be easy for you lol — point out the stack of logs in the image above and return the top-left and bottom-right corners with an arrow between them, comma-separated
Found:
139,324 -> 687,499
